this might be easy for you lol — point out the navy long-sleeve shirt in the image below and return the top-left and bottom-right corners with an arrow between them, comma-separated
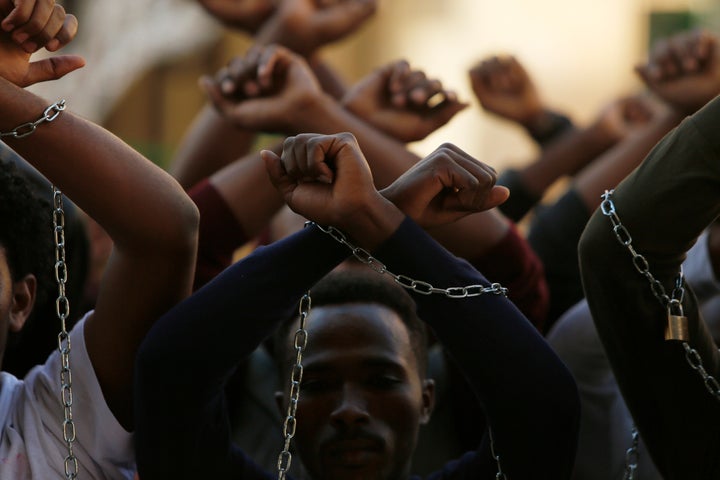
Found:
134,217 -> 579,480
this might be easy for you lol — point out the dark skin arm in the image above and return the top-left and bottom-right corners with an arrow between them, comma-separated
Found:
0,17 -> 199,428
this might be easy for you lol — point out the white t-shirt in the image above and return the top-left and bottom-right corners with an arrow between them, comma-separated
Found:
0,312 -> 135,479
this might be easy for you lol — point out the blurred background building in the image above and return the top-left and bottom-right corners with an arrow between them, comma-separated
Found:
33,0 -> 720,172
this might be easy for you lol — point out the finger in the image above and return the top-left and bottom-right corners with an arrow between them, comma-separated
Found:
284,134 -> 307,180
652,38 -> 682,79
408,78 -> 441,107
257,45 -> 287,90
224,57 -> 253,95
45,13 -> 77,52
20,54 -> 85,87
11,0 -> 54,45
305,134 -> 335,184
200,75 -> 232,111
23,3 -> 67,53
1,0 -> 35,32
387,59 -> 411,97
634,62 -> 661,87
693,29 -> 715,64
262,149 -> 295,199
426,98 -> 469,125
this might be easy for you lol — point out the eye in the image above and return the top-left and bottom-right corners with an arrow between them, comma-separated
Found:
301,377 -> 335,394
366,375 -> 403,390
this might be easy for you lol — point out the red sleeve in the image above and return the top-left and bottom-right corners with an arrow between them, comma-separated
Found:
468,222 -> 549,331
189,179 -> 250,291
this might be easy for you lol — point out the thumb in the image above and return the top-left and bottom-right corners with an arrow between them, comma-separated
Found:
21,55 -> 85,87
262,149 -> 294,199
482,185 -> 510,210
433,100 -> 470,124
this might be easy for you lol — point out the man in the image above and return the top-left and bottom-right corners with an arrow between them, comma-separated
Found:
134,132 -> 579,479
0,2 -> 199,477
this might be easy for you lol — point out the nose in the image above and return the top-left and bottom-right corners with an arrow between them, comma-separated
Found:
329,384 -> 370,428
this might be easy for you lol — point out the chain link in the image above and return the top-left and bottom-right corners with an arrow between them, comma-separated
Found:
53,188 -> 79,479
622,426 -> 639,480
488,428 -> 508,480
277,293 -> 311,480
600,190 -> 720,402
308,222 -> 509,298
0,100 -> 66,139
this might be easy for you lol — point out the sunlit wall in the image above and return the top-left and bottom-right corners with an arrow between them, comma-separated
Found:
326,0 -> 718,170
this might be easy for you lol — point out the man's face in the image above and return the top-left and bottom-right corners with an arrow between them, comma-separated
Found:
282,303 -> 433,480
0,247 -> 15,366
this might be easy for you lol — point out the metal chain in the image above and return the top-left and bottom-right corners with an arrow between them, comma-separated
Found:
488,428 -> 508,480
308,222 -> 509,298
600,189 -> 720,402
601,190 -> 720,480
277,293 -> 311,480
304,221 -> 508,477
622,426 -> 639,480
0,99 -> 65,139
53,187 -> 79,479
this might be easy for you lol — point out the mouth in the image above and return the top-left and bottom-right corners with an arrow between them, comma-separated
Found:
324,438 -> 383,468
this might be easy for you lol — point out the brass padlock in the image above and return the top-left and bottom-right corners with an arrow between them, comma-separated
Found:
665,312 -> 689,342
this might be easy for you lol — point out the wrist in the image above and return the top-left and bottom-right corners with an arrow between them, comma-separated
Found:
339,193 -> 405,251
524,109 -> 573,144
582,121 -> 622,151
290,93 -> 344,133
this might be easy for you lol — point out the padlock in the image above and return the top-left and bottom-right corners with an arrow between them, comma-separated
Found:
665,313 -> 689,342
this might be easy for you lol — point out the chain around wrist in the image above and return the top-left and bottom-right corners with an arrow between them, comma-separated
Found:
0,99 -> 66,139
307,221 -> 509,298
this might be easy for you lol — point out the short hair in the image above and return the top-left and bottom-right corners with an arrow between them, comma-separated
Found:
272,263 -> 429,377
0,158 -> 54,306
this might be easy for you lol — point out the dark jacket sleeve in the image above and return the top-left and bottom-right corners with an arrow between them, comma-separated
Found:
527,188 -> 591,330
134,224 -> 349,480
375,220 -> 580,480
579,95 -> 720,479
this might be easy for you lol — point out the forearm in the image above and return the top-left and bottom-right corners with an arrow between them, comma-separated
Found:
574,109 -> 684,211
0,79 -> 198,253
309,54 -> 347,99
210,145 -> 285,238
518,121 -> 618,199
189,179 -> 252,290
579,96 -> 720,477
170,104 -> 258,190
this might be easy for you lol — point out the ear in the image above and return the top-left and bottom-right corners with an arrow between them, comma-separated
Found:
10,274 -> 36,333
274,390 -> 287,417
419,378 -> 435,425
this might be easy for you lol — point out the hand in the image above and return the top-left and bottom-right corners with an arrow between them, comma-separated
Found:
590,93 -> 660,143
255,0 -> 377,57
468,54 -> 544,127
380,143 -> 509,229
196,0 -> 276,34
0,0 -> 78,53
201,44 -> 323,133
342,59 -> 468,142
262,132 -> 380,227
0,27 -> 84,87
635,29 -> 720,114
